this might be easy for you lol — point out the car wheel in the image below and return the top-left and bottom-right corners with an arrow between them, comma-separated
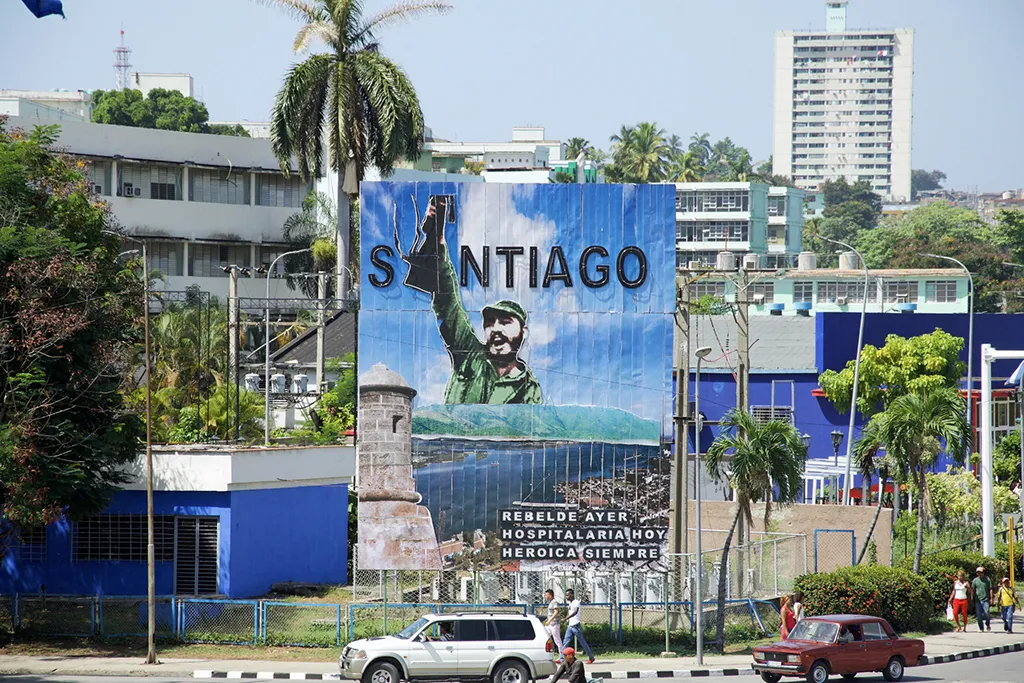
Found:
760,673 -> 782,683
881,657 -> 904,682
493,659 -> 529,683
805,660 -> 830,683
364,661 -> 401,683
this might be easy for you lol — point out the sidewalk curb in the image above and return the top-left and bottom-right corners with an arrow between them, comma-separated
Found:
920,640 -> 1024,664
192,670 -> 759,680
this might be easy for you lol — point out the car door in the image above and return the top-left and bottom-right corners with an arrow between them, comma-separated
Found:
406,620 -> 456,678
861,621 -> 894,670
455,618 -> 496,678
831,625 -> 866,674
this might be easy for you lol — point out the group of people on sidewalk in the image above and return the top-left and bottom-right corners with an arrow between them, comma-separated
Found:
779,591 -> 805,639
543,588 -> 596,665
949,566 -> 1021,633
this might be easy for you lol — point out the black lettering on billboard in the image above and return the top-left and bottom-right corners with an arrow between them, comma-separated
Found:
460,245 -> 490,287
617,246 -> 647,288
529,246 -> 539,287
579,245 -> 610,287
495,246 -> 525,288
543,246 -> 573,288
369,245 -> 395,288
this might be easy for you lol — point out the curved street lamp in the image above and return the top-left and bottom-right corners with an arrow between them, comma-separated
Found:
814,234 -> 869,506
693,345 -> 712,666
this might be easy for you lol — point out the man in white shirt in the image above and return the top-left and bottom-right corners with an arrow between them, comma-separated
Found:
544,589 -> 564,660
562,589 -> 595,664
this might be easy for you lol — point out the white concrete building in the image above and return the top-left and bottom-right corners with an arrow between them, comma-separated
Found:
129,72 -> 195,98
772,1 -> 913,201
675,182 -> 805,269
0,89 -> 92,120
7,116 -> 309,305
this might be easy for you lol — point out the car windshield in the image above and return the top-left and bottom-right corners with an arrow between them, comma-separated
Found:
787,620 -> 839,643
395,617 -> 430,640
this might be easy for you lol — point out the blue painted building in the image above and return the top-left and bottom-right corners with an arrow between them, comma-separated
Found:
684,312 -> 1024,500
2,444 -> 355,598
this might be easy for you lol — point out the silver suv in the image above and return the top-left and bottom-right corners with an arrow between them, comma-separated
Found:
339,612 -> 558,683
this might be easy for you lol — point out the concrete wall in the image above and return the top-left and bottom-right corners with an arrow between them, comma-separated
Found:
688,500 -> 893,574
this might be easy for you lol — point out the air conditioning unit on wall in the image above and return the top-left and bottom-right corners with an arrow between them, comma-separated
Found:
835,296 -> 848,306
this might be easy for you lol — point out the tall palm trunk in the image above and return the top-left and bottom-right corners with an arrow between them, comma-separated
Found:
912,467 -> 927,573
857,471 -> 886,564
715,507 -> 742,650
336,167 -> 351,301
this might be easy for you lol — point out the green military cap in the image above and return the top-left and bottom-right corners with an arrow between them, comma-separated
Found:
482,299 -> 527,325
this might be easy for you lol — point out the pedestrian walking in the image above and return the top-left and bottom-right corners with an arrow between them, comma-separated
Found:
544,589 -> 564,659
972,566 -> 993,632
996,577 -> 1020,633
562,589 -> 595,664
780,595 -> 796,640
948,570 -> 970,632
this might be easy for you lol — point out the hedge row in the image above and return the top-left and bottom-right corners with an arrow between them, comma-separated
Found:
900,550 -> 1009,612
794,565 -> 932,632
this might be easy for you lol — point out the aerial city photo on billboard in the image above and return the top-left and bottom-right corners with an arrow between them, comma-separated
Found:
357,182 -> 676,572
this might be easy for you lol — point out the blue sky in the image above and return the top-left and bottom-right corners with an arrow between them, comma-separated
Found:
2,0 -> 1021,190
358,182 -> 674,424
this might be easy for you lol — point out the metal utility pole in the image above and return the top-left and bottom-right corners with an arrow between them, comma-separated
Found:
224,266 -> 247,440
141,241 -> 156,665
316,272 -> 328,393
671,281 -> 692,560
735,267 -> 750,414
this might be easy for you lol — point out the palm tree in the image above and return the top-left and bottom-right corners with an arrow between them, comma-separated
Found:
689,132 -> 712,166
565,137 -> 589,160
704,410 -> 807,650
852,420 -> 891,564
872,388 -> 970,572
726,149 -> 755,182
667,134 -> 686,161
608,122 -> 671,183
668,151 -> 705,183
263,0 -> 451,299
282,190 -> 338,298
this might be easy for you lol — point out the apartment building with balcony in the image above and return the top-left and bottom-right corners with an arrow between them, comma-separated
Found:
772,1 -> 913,201
8,116 -> 311,305
675,182 -> 805,270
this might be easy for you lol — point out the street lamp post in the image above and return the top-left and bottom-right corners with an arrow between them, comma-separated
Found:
831,430 -> 844,504
693,346 -> 712,666
106,232 -> 157,665
924,254 -> 974,458
815,235 -> 868,506
260,249 -> 312,447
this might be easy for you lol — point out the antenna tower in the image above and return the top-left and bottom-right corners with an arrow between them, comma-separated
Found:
113,29 -> 133,91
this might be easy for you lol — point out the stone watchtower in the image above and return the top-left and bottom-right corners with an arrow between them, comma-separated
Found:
357,363 -> 442,570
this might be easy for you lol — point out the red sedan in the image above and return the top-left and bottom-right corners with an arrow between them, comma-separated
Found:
752,615 -> 924,683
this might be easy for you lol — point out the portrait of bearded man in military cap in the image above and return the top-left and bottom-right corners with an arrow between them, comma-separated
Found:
400,195 -> 542,405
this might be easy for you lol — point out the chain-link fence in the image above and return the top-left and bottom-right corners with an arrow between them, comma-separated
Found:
18,596 -> 96,637
99,597 -> 176,638
263,602 -> 343,647
178,598 -> 258,645
0,594 -> 13,638
813,529 -> 856,573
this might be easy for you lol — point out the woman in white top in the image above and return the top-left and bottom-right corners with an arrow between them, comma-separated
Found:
949,570 -> 971,632
792,591 -> 805,623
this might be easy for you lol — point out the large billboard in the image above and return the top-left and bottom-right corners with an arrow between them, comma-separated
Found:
357,182 -> 675,572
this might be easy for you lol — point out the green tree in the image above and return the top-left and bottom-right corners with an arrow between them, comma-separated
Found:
264,0 -> 449,299
993,209 -> 1024,264
281,190 -> 340,298
688,132 -> 712,166
606,122 -> 672,183
871,389 -> 970,572
819,329 -> 965,417
994,431 -> 1023,486
92,88 -> 212,133
667,151 -> 704,182
565,137 -> 589,160
704,410 -> 807,649
553,170 -> 575,184
910,169 -> 946,200
0,122 -> 143,552
206,123 -> 252,137
824,199 -> 877,232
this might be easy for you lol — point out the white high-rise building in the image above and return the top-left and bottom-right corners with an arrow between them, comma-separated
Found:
772,1 -> 913,202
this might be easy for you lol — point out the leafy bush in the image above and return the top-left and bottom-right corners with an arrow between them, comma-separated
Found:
994,543 -> 1023,580
914,550 -> 1007,581
794,565 -> 932,632
913,562 -> 961,612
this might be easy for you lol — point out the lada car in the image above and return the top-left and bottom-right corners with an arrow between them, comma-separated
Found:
340,612 -> 558,683
752,615 -> 924,683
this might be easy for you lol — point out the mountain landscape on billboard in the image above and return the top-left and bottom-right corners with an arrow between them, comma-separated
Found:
412,404 -> 661,442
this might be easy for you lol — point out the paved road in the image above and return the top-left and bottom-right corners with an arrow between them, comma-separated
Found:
4,654 -> 1024,683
